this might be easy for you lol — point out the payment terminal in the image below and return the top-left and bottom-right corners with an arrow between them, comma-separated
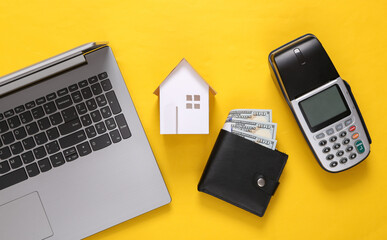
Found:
268,34 -> 371,173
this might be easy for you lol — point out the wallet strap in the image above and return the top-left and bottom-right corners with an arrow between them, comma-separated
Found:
254,174 -> 279,196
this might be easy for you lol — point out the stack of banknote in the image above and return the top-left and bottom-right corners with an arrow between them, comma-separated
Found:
223,109 -> 277,150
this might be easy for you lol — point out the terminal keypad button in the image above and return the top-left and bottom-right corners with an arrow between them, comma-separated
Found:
319,140 -> 327,146
330,161 -> 338,168
326,128 -> 334,135
349,153 -> 357,160
340,158 -> 348,164
344,118 -> 353,126
333,143 -> 340,150
335,123 -> 343,131
322,147 -> 330,153
339,131 -> 347,138
355,140 -> 365,154
316,133 -> 325,139
343,138 -> 350,145
326,154 -> 334,160
336,150 -> 344,157
329,136 -> 337,142
346,146 -> 353,152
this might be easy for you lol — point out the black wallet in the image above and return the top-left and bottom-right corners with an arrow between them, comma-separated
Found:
198,129 -> 288,217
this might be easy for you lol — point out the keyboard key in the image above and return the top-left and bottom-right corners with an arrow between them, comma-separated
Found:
78,79 -> 88,88
86,98 -> 97,111
22,137 -> 36,150
55,95 -> 73,109
100,106 -> 112,118
0,120 -> 9,134
106,91 -> 122,114
0,113 -> 3,120
25,101 -> 36,109
0,168 -> 28,190
58,118 -> 82,135
26,122 -> 39,135
4,109 -> 15,118
33,146 -> 47,159
61,106 -> 78,123
26,163 -> 40,177
50,152 -> 65,167
9,156 -> 23,169
65,153 -> 78,162
76,102 -> 87,115
95,122 -> 106,134
90,133 -> 111,151
34,132 -> 48,145
58,130 -> 87,149
90,110 -> 102,123
91,83 -> 102,95
88,76 -> 98,84
36,97 -> 46,105
96,95 -> 107,107
63,147 -> 79,161
81,87 -> 93,99
110,129 -> 122,143
14,127 -> 27,140
7,115 -> 21,129
38,117 -> 51,130
105,118 -> 116,130
32,106 -> 45,119
46,127 -> 60,140
46,92 -> 57,101
38,158 -> 52,172
0,160 -> 11,174
57,87 -> 68,96
10,142 -> 23,155
85,126 -> 97,138
21,151 -> 35,164
71,91 -> 83,103
45,141 -> 60,155
2,132 -> 15,145
20,111 -> 33,124
63,147 -> 77,157
43,102 -> 57,114
49,112 -> 63,125
115,114 -> 131,139
98,72 -> 108,80
68,84 -> 78,92
14,105 -> 25,114
101,79 -> 112,91
80,114 -> 92,127
76,142 -> 92,156
0,146 -> 11,160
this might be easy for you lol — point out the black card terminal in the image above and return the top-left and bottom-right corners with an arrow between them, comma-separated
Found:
268,34 -> 371,173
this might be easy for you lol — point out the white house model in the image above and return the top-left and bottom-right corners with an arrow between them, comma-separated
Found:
154,59 -> 216,134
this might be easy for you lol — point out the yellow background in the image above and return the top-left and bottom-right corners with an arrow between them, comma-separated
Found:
1,0 -> 386,239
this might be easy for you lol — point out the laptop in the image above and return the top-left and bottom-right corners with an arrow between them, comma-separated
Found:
0,42 -> 171,240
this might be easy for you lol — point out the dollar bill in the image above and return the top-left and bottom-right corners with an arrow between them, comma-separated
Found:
223,118 -> 277,139
223,128 -> 277,150
227,109 -> 272,123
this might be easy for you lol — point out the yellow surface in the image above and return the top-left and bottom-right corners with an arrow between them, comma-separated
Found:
1,1 -> 386,239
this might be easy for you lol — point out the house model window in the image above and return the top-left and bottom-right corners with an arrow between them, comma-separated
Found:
186,95 -> 200,109
153,59 -> 217,134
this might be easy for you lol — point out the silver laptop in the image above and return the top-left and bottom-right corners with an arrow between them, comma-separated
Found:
0,42 -> 171,240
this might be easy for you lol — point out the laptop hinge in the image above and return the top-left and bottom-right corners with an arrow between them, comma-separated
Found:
0,55 -> 86,97
0,42 -> 108,97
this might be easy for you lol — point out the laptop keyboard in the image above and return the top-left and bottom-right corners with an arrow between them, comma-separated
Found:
0,72 -> 131,190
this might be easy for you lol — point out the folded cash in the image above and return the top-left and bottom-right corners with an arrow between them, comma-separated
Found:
223,118 -> 277,140
223,128 -> 277,150
227,109 -> 272,123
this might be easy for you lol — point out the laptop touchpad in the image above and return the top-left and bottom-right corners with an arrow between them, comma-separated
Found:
0,192 -> 53,240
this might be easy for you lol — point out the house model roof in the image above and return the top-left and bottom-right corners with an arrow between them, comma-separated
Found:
153,58 -> 217,96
